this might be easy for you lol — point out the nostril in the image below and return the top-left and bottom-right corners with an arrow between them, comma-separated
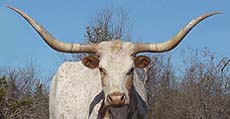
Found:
120,94 -> 125,101
108,95 -> 113,102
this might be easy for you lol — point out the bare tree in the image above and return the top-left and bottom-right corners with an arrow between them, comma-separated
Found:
85,7 -> 132,43
0,61 -> 49,119
61,7 -> 132,62
146,49 -> 230,119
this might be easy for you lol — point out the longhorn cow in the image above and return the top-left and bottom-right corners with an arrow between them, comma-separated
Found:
7,6 -> 220,119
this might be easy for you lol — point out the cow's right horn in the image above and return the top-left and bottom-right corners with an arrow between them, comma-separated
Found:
7,6 -> 97,53
134,12 -> 222,54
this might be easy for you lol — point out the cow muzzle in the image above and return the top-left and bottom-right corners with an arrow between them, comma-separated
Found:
106,92 -> 129,107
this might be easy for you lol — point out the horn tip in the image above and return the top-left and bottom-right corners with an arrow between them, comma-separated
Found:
217,12 -> 224,14
209,12 -> 224,15
5,5 -> 12,8
5,5 -> 15,10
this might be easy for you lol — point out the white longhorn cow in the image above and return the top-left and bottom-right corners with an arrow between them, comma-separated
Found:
7,6 -> 221,119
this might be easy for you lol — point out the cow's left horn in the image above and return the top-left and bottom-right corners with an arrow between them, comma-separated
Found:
7,6 -> 97,53
134,12 -> 222,53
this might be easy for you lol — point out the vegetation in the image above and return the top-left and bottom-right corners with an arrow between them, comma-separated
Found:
0,63 -> 49,119
1,49 -> 230,119
145,49 -> 230,119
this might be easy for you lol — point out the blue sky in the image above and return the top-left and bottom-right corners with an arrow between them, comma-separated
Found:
0,0 -> 229,76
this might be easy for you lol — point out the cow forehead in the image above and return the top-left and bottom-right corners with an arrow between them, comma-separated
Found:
98,40 -> 135,71
97,40 -> 135,55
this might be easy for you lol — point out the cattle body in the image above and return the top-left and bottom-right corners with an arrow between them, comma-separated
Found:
49,62 -> 102,119
7,6 -> 221,119
49,61 -> 148,119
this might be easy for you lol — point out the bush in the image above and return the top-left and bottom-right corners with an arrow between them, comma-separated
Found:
0,63 -> 49,119
147,49 -> 230,119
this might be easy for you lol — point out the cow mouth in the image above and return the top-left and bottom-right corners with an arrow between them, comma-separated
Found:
107,101 -> 127,108
109,103 -> 128,108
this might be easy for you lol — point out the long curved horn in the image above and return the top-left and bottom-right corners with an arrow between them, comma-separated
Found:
134,12 -> 222,53
7,6 -> 97,53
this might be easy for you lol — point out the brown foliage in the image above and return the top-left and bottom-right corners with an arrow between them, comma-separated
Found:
85,7 -> 132,43
146,49 -> 230,119
0,62 -> 49,119
1,49 -> 229,119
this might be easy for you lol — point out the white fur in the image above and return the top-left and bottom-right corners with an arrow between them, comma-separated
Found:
98,40 -> 136,105
49,40 -> 148,119
49,62 -> 102,119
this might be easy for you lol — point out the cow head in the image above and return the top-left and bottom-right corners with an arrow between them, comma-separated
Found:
7,6 -> 221,107
82,41 -> 151,107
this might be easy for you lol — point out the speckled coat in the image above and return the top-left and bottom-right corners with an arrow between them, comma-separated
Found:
49,62 -> 148,119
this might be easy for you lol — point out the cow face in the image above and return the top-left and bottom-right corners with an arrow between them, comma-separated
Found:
82,41 -> 150,107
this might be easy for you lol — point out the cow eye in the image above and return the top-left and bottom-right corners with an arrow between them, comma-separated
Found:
99,67 -> 106,75
126,68 -> 134,75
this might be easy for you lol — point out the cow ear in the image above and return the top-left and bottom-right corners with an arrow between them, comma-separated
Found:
82,55 -> 99,69
134,55 -> 151,68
